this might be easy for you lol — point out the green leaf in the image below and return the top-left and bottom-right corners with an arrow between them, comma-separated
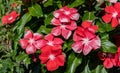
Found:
28,3 -> 43,17
82,64 -> 107,73
44,0 -> 53,7
82,12 -> 95,21
65,53 -> 82,73
37,25 -> 52,34
101,40 -> 117,53
68,0 -> 85,7
44,12 -> 53,26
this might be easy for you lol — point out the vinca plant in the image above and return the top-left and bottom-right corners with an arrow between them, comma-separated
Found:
0,0 -> 120,73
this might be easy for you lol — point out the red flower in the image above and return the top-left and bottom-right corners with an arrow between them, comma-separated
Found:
102,2 -> 120,28
72,21 -> 100,55
20,30 -> 42,54
98,52 -> 116,68
51,19 -> 77,39
39,46 -> 65,71
2,11 -> 19,25
35,34 -> 63,50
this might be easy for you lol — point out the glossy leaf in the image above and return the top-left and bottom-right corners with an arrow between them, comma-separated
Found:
68,0 -> 85,7
65,52 -> 82,73
101,39 -> 117,53
44,0 -> 53,7
28,3 -> 43,17
82,12 -> 95,21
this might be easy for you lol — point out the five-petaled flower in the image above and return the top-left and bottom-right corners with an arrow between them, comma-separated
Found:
20,30 -> 42,54
51,6 -> 79,39
39,46 -> 65,71
72,21 -> 100,55
102,2 -> 120,28
2,11 -> 19,25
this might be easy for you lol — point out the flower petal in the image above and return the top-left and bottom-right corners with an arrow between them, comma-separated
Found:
33,33 -> 42,40
114,2 -> 120,12
51,26 -> 61,36
51,18 -> 61,26
70,13 -> 80,20
39,54 -> 49,64
102,14 -> 112,23
59,15 -> 70,23
26,44 -> 36,54
72,41 -> 83,53
66,21 -> 77,30
111,17 -> 118,28
46,60 -> 59,71
24,30 -> 33,39
105,6 -> 115,13
53,38 -> 63,45
103,58 -> 113,68
45,34 -> 54,41
34,40 -> 47,49
73,31 -> 82,41
56,54 -> 65,66
62,29 -> 72,39
83,45 -> 92,55
20,39 -> 29,49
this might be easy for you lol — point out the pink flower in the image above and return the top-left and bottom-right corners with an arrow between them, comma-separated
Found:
51,20 -> 77,39
35,34 -> 63,50
53,6 -> 80,22
72,22 -> 100,55
39,46 -> 65,71
2,11 -> 19,25
102,2 -> 120,28
51,6 -> 79,39
20,30 -> 42,54
98,52 -> 116,68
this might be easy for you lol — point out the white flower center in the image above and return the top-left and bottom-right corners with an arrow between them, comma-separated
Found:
60,25 -> 66,29
112,12 -> 118,18
82,38 -> 90,45
8,16 -> 13,20
47,41 -> 54,46
29,38 -> 35,44
49,54 -> 55,60
64,11 -> 70,15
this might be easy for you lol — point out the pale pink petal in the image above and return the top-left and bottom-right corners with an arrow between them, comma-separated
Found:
53,38 -> 63,45
20,39 -> 29,49
26,44 -> 36,54
111,17 -> 119,28
103,58 -> 113,68
51,18 -> 61,26
69,8 -> 78,13
72,41 -> 83,53
53,10 -> 62,18
89,36 -> 101,50
66,21 -> 77,30
51,26 -> 61,36
33,33 -> 42,40
24,30 -> 33,39
70,13 -> 80,20
62,29 -> 72,39
34,40 -> 47,49
83,45 -> 92,55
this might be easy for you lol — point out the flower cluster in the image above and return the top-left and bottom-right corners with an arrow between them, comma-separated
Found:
20,31 -> 65,71
51,6 -> 79,39
102,2 -> 120,28
72,21 -> 101,55
2,11 -> 19,25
